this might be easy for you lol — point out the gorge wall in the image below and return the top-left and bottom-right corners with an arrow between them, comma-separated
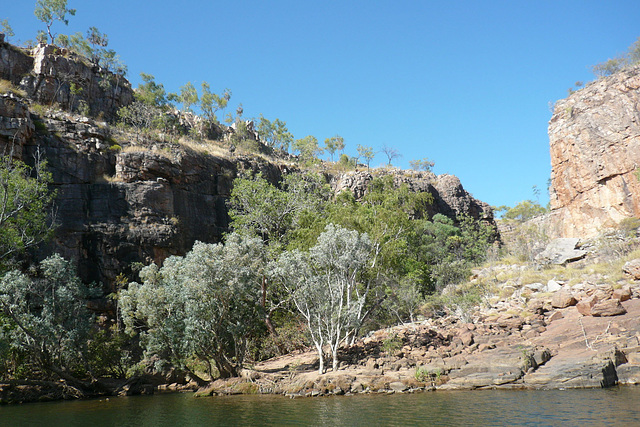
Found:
0,39 -> 494,289
548,65 -> 640,238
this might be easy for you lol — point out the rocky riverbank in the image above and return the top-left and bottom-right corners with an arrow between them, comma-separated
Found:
196,246 -> 640,397
4,239 -> 640,404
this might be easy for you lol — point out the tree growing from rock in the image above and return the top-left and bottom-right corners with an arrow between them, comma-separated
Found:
293,135 -> 323,163
34,0 -> 76,44
409,157 -> 435,172
592,36 -> 640,78
324,135 -> 345,162
381,144 -> 401,166
1,19 -> 15,41
119,235 -> 266,381
356,144 -> 375,169
257,115 -> 294,152
199,83 -> 231,125
270,224 -> 372,374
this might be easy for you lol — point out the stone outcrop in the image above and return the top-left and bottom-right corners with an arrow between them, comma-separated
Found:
0,93 -> 33,158
0,95 -> 493,289
0,39 -> 496,293
535,238 -> 587,265
1,41 -> 133,120
548,65 -> 640,238
331,170 -> 494,223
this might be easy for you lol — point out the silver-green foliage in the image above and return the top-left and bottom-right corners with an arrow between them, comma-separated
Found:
0,153 -> 56,267
0,254 -> 97,380
270,224 -> 371,373
119,234 -> 266,380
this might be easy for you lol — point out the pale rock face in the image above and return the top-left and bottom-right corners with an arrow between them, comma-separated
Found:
548,65 -> 640,238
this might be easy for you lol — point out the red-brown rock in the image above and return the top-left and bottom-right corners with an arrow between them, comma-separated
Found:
459,331 -> 474,347
576,296 -> 598,316
612,287 -> 632,302
623,259 -> 640,280
548,311 -> 564,322
551,290 -> 577,308
590,299 -> 627,317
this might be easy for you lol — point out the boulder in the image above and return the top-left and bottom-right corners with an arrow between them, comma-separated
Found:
590,300 -> 627,317
524,359 -> 618,388
547,311 -> 564,322
524,283 -> 546,293
536,238 -> 587,265
388,381 -> 408,392
576,296 -> 598,316
547,280 -> 563,292
551,291 -> 577,309
612,287 -> 632,302
459,331 -> 474,346
616,365 -> 640,385
623,259 -> 640,280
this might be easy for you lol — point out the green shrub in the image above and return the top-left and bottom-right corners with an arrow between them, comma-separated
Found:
381,333 -> 402,354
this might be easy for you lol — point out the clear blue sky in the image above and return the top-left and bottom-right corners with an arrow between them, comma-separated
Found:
3,1 -> 640,209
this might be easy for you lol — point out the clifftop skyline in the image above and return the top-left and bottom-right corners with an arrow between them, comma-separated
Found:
2,1 -> 640,209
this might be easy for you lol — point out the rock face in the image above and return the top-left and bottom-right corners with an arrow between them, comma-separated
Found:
0,40 -> 495,289
0,108 -> 493,289
1,41 -> 133,120
332,170 -> 494,222
548,65 -> 640,238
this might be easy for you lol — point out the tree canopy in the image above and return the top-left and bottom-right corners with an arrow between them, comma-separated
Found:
34,0 -> 76,44
120,234 -> 266,380
0,153 -> 56,270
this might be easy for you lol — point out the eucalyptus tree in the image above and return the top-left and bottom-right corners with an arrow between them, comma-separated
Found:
0,254 -> 99,385
200,82 -> 231,124
292,135 -> 323,163
324,135 -> 345,162
229,172 -> 331,335
356,144 -> 375,169
229,172 -> 330,249
257,115 -> 294,152
1,19 -> 15,41
409,157 -> 435,172
270,224 -> 372,374
119,234 -> 266,381
34,0 -> 76,44
381,144 -> 401,166
177,82 -> 198,112
0,151 -> 56,268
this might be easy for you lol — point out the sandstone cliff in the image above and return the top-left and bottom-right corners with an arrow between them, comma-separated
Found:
0,40 -> 494,289
1,39 -> 133,120
548,65 -> 640,238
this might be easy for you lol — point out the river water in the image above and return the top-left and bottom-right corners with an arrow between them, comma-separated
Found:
2,387 -> 640,426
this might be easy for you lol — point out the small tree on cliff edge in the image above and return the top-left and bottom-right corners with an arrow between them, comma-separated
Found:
35,0 -> 76,44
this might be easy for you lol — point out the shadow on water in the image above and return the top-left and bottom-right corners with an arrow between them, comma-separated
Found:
2,387 -> 640,426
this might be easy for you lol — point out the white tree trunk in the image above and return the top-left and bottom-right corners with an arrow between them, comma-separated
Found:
316,342 -> 324,374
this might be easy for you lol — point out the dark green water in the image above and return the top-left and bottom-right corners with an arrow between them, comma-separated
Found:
2,387 -> 640,426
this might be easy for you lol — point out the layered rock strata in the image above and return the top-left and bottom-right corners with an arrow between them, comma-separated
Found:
548,65 -> 640,238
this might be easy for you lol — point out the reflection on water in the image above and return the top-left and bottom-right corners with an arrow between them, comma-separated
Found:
2,387 -> 640,426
